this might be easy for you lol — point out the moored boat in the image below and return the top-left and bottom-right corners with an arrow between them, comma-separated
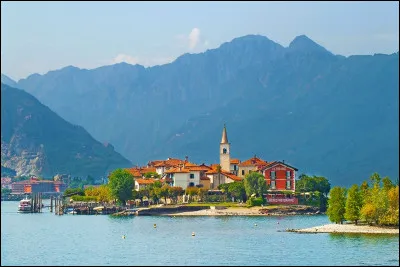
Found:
18,197 -> 32,213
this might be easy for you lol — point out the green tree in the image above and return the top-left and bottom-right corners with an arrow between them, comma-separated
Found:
228,181 -> 247,201
314,176 -> 331,196
168,186 -> 184,204
380,186 -> 399,226
108,169 -> 134,206
1,188 -> 11,196
243,172 -> 268,199
359,180 -> 369,205
63,187 -> 85,196
327,186 -> 346,224
369,172 -> 381,188
159,185 -> 170,204
382,177 -> 394,192
344,184 -> 362,224
143,172 -> 160,178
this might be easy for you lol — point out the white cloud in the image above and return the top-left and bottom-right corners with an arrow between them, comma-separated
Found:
188,28 -> 201,50
112,54 -> 139,64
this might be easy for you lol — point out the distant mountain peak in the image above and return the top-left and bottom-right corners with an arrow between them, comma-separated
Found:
1,74 -> 17,87
289,35 -> 333,55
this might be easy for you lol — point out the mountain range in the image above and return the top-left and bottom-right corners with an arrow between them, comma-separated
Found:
1,83 -> 131,178
2,34 -> 398,186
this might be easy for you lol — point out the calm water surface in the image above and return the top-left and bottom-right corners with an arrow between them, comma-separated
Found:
1,201 -> 399,266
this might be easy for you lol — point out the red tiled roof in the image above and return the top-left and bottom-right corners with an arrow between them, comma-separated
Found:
184,162 -> 198,167
238,156 -> 268,167
126,168 -> 143,177
165,167 -> 190,173
200,176 -> 210,181
187,166 -> 210,171
230,159 -> 240,164
221,171 -> 242,181
135,178 -> 156,185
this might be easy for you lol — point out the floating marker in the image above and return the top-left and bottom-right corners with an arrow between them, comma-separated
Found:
254,223 -> 257,226
122,235 -> 126,239
154,224 -> 157,228
192,232 -> 195,236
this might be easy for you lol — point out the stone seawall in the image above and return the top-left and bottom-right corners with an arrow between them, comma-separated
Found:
137,205 -> 210,216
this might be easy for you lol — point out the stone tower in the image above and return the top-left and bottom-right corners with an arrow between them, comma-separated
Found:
220,124 -> 231,172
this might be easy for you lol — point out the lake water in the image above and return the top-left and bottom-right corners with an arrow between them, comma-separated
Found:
1,201 -> 399,266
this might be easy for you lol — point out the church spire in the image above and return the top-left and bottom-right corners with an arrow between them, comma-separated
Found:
221,124 -> 229,144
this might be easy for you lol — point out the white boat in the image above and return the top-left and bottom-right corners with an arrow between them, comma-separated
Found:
18,197 -> 32,213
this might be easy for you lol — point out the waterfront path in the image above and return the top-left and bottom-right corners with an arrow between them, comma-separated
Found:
288,223 -> 399,234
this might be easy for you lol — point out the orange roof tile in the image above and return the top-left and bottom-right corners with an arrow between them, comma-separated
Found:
187,166 -> 210,171
222,171 -> 242,181
238,156 -> 268,167
135,178 -> 156,185
200,176 -> 210,180
125,168 -> 143,177
184,162 -> 198,167
165,167 -> 190,173
140,167 -> 157,174
230,159 -> 240,164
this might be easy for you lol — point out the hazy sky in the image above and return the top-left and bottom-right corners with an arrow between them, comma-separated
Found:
1,1 -> 398,81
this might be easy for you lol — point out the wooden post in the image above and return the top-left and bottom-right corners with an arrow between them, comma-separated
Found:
50,196 -> 53,212
55,196 -> 58,215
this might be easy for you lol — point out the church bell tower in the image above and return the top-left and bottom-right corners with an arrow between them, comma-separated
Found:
220,124 -> 231,172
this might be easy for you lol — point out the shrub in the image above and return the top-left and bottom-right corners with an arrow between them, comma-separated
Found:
246,197 -> 264,207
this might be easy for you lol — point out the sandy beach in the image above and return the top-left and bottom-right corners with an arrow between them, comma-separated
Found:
290,223 -> 399,234
165,207 -> 265,216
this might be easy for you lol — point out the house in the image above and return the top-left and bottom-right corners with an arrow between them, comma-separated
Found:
230,159 -> 240,175
165,162 -> 203,190
205,167 -> 242,189
260,161 -> 299,204
147,157 -> 187,176
134,178 -> 156,191
11,177 -> 67,194
237,156 -> 268,178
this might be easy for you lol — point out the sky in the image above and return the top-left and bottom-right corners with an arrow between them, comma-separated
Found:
1,1 -> 399,81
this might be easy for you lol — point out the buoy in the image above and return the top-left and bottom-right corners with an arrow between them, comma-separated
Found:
192,232 -> 195,236
254,223 -> 257,226
122,235 -> 126,239
277,222 -> 279,224
154,224 -> 157,228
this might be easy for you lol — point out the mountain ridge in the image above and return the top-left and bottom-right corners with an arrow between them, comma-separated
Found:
1,83 -> 132,178
10,34 -> 399,186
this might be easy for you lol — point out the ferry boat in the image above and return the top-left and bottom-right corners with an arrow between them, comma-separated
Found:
18,197 -> 32,213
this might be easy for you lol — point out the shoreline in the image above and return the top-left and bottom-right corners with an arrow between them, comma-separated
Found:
287,223 -> 399,234
162,205 -> 322,216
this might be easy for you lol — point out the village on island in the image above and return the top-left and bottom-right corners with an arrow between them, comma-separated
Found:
2,125 -> 311,212
1,125 -> 399,235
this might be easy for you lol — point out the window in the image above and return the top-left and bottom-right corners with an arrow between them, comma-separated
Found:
271,181 -> 276,189
190,173 -> 194,179
270,171 -> 276,179
222,148 -> 227,154
189,182 -> 195,187
233,165 -> 237,171
286,171 -> 291,179
286,180 -> 291,189
242,170 -> 245,175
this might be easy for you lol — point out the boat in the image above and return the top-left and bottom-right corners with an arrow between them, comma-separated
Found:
18,197 -> 32,213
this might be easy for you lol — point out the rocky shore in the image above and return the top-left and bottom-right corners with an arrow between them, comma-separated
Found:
287,223 -> 399,234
